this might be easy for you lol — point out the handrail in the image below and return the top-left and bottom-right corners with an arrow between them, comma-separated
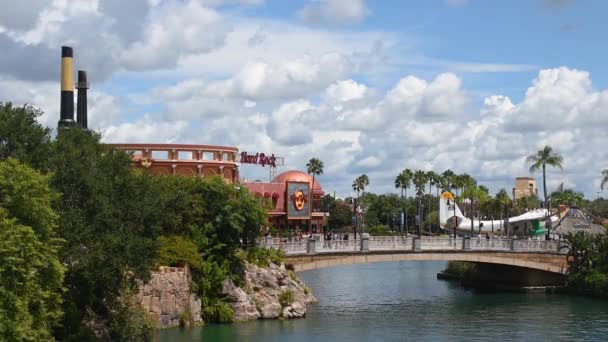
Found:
259,236 -> 566,255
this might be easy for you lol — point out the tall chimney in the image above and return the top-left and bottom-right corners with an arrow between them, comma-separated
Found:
76,70 -> 88,129
58,46 -> 75,129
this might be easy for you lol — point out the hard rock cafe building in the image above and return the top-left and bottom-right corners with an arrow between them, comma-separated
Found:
111,144 -> 328,234
243,170 -> 327,234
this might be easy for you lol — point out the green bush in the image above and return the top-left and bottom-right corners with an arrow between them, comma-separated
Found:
179,312 -> 192,327
444,261 -> 479,279
109,293 -> 155,342
368,225 -> 398,236
202,301 -> 234,323
157,235 -> 202,270
278,290 -> 295,307
584,272 -> 608,291
241,247 -> 285,268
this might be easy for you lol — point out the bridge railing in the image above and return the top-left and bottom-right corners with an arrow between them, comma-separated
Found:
320,239 -> 359,251
368,236 -> 413,249
259,236 -> 565,255
512,240 -> 560,252
260,241 -> 307,254
470,238 -> 511,251
420,237 -> 463,250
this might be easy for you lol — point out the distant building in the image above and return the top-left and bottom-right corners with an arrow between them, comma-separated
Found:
513,177 -> 538,200
243,170 -> 328,234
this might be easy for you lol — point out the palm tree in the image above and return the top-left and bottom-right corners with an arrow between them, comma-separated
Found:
426,171 -> 439,234
352,174 -> 369,239
413,170 -> 427,236
496,189 -> 511,235
441,169 -> 455,194
306,158 -> 324,233
526,145 -> 564,210
394,169 -> 413,234
602,169 -> 608,190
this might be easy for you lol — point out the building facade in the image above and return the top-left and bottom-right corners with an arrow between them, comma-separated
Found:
513,177 -> 538,200
111,144 -> 328,233
243,170 -> 328,234
110,143 -> 239,183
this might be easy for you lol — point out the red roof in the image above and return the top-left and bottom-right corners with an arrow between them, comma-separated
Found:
272,170 -> 322,191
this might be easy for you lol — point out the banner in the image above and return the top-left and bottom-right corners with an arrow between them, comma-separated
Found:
286,181 -> 311,219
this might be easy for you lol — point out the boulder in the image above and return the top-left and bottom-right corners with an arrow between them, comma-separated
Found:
231,299 -> 261,321
282,301 -> 306,318
259,301 -> 282,319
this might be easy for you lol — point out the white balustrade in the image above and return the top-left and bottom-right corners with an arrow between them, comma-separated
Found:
259,236 -> 563,255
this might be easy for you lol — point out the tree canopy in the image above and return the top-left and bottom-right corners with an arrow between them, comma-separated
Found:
0,158 -> 65,341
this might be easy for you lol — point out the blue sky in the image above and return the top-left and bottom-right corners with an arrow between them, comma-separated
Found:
0,0 -> 607,198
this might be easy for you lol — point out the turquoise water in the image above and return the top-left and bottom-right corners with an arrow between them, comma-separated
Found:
157,261 -> 608,341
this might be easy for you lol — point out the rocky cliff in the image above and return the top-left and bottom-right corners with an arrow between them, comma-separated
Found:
222,262 -> 317,321
136,266 -> 202,328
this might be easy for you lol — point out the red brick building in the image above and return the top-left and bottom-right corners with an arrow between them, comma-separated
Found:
110,143 -> 239,183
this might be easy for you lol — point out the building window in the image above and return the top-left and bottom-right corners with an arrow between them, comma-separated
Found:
125,150 -> 143,157
202,152 -> 215,160
178,151 -> 193,160
151,150 -> 169,160
222,152 -> 230,161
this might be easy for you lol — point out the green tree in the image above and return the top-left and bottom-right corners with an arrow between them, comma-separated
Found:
551,189 -> 585,208
328,200 -> 353,229
395,169 -> 413,234
306,158 -> 324,233
0,103 -> 52,170
352,174 -> 369,237
412,170 -> 427,235
48,129 -> 159,339
526,145 -> 564,210
0,158 -> 65,341
441,169 -> 455,193
426,171 -> 439,232
601,169 -> 608,191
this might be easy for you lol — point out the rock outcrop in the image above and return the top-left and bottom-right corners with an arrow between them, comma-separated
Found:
136,266 -> 202,328
222,262 -> 317,321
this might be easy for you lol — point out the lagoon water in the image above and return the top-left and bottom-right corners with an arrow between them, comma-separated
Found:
158,261 -> 608,341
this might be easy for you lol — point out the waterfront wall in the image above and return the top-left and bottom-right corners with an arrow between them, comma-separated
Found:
136,266 -> 202,328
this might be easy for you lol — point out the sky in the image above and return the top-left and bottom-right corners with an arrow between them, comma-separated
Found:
1,0 -> 607,199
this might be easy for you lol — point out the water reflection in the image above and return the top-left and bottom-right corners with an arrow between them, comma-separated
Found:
157,261 -> 608,342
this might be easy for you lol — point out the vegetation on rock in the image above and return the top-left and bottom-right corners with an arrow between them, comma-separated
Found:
561,232 -> 608,293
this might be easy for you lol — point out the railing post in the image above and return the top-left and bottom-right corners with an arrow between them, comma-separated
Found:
510,238 -> 515,251
462,237 -> 471,251
360,234 -> 369,252
307,238 -> 316,254
557,240 -> 564,253
413,237 -> 421,251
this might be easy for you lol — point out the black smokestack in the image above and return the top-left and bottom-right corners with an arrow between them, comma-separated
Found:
58,46 -> 75,129
76,70 -> 88,129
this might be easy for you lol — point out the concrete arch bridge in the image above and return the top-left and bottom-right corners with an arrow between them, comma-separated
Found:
261,237 -> 570,286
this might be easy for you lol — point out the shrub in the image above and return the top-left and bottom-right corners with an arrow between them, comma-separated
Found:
109,292 -> 155,342
303,287 -> 310,295
368,225 -> 398,236
444,261 -> 479,279
202,301 -> 234,323
241,247 -> 285,268
157,236 -> 202,270
179,312 -> 191,327
584,272 -> 608,291
278,290 -> 295,307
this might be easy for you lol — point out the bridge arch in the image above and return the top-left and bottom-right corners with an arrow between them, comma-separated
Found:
286,250 -> 568,274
